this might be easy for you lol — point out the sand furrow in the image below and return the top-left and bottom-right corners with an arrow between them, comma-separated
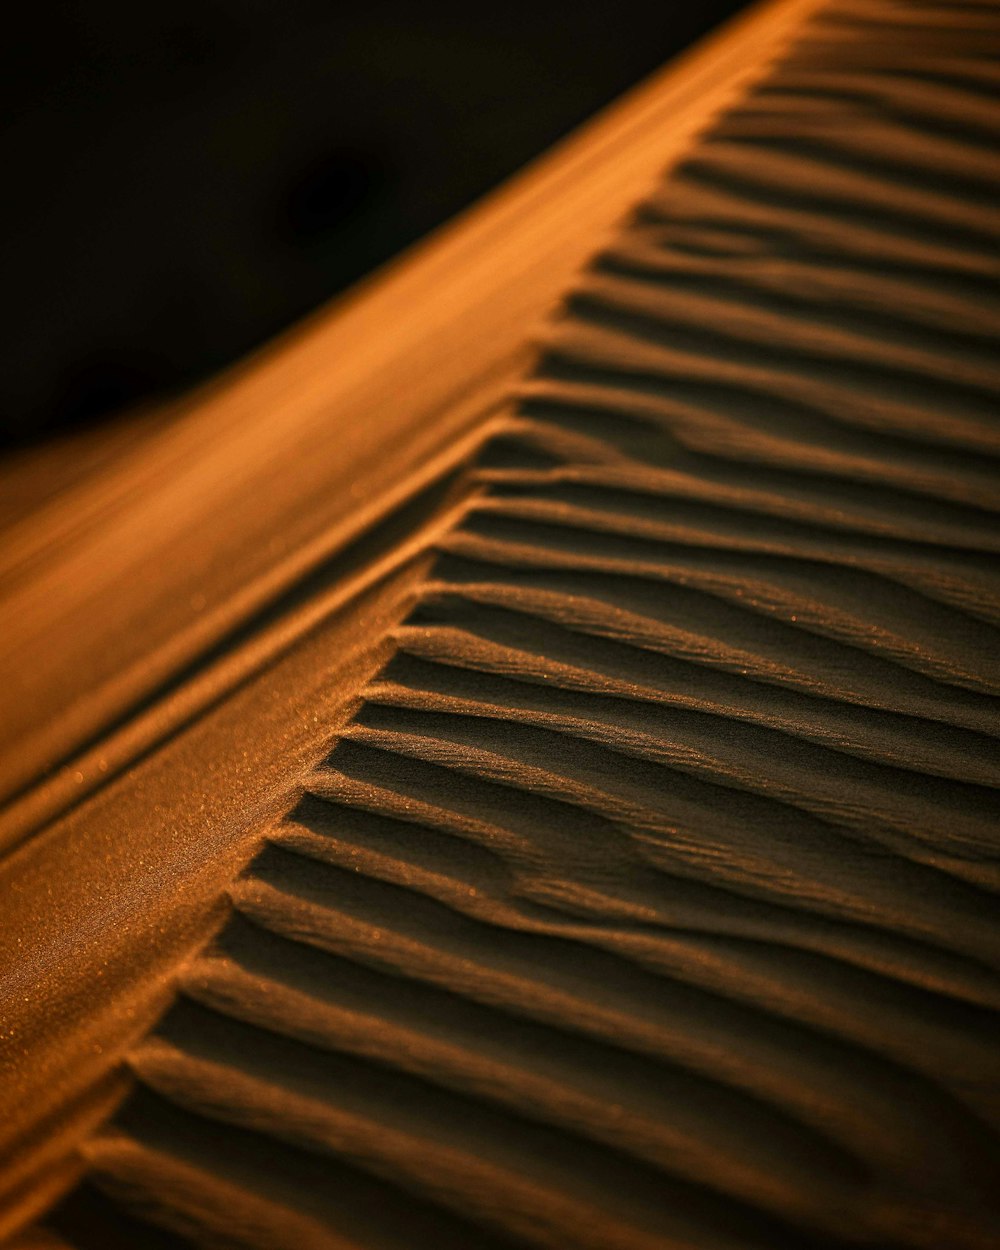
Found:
437,528 -> 1000,694
219,849 -> 998,1191
215,868 -> 1000,1145
123,1004 -> 819,1250
282,787 -> 1000,1012
418,572 -> 1000,736
472,488 -> 1000,622
539,327 -> 1000,499
642,175 -> 1000,284
392,622 -> 1000,783
597,246 -> 1000,370
575,270 -> 1000,398
174,932 -> 867,1222
482,452 -> 1000,549
752,72 -> 1000,141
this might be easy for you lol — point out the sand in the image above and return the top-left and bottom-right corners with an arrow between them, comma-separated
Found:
3,0 -> 999,1246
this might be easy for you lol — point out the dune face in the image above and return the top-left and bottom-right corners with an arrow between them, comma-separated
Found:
3,0 -> 1000,1246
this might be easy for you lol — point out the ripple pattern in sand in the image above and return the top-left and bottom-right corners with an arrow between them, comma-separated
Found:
61,2 -> 1000,1247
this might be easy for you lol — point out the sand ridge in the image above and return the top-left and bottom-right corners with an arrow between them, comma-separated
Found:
20,0 -> 1000,1245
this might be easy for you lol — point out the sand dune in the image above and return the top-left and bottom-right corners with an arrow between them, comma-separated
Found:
8,0 -> 1000,1246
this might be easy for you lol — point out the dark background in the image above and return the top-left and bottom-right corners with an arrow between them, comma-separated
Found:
1,1 -> 746,446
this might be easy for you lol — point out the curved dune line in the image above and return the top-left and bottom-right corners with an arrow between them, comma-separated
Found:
9,0 -> 1000,1247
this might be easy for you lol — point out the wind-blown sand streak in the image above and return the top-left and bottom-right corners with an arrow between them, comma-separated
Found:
30,0 -> 1000,1246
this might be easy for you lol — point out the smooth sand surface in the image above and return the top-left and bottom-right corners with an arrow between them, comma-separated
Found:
6,0 -> 1000,1246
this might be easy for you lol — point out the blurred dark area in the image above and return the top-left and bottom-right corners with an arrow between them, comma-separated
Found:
1,0 -> 746,447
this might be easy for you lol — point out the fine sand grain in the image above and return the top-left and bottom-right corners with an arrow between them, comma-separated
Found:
12,0 -> 1000,1246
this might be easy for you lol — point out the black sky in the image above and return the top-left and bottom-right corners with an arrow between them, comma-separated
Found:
2,1 -> 746,443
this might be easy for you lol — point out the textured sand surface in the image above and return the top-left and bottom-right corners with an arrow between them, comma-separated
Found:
10,0 -> 1000,1246
0,0 -> 823,1219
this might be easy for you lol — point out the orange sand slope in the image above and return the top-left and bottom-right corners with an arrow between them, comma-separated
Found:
6,0 -> 1000,1247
